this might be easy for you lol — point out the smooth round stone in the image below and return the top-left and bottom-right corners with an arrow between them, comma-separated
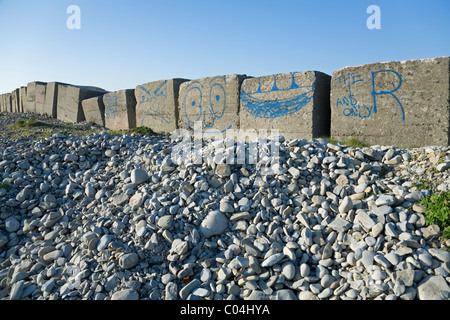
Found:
261,253 -> 284,268
131,169 -> 149,185
299,291 -> 319,300
97,234 -> 112,251
119,253 -> 139,269
200,211 -> 229,238
105,150 -> 116,157
339,196 -> 353,213
220,202 -> 234,213
157,215 -> 173,230
320,275 -> 335,288
375,195 -> 395,206
300,263 -> 310,277
111,289 -> 139,300
43,250 -> 63,262
281,262 -> 296,280
10,280 -> 25,300
5,217 -> 20,233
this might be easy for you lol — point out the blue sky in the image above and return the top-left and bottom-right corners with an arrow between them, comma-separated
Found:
0,0 -> 449,93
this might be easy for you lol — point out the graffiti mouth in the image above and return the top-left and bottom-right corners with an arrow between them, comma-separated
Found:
241,89 -> 314,119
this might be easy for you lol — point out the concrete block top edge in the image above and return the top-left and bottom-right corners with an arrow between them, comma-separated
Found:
27,81 -> 48,86
136,78 -> 191,86
243,70 -> 331,81
55,82 -> 107,92
104,89 -> 135,95
333,56 -> 450,74
178,74 -> 250,92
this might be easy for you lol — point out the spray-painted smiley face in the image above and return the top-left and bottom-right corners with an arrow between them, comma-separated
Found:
183,76 -> 231,133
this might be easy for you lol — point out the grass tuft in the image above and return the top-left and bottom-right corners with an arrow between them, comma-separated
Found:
420,191 -> 450,240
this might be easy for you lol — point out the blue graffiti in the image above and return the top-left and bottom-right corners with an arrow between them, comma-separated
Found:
337,83 -> 372,119
104,95 -> 118,119
138,80 -> 169,125
241,72 -> 315,119
183,76 -> 231,134
334,72 -> 363,86
335,69 -> 405,121
371,70 -> 405,121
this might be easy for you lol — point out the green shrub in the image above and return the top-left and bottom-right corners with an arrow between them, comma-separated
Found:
13,118 -> 43,128
420,191 -> 450,239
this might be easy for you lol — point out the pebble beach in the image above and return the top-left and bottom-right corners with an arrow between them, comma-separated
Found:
1,112 -> 449,301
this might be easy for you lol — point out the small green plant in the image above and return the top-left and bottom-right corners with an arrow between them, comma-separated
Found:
0,182 -> 11,191
413,180 -> 433,190
12,117 -> 44,128
420,191 -> 450,239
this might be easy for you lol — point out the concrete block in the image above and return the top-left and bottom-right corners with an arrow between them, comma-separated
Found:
57,84 -> 107,123
11,89 -> 20,113
1,94 -> 6,113
82,95 -> 106,127
0,94 -> 4,112
103,89 -> 136,130
34,82 -> 60,118
19,87 -> 27,113
331,56 -> 450,147
135,78 -> 189,133
4,93 -> 12,113
24,81 -> 46,113
240,71 -> 331,140
178,74 -> 248,135
34,82 -> 48,115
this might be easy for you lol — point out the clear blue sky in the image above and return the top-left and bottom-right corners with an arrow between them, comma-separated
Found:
0,0 -> 449,93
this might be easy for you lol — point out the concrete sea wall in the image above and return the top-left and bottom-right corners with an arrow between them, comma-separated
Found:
1,56 -> 448,147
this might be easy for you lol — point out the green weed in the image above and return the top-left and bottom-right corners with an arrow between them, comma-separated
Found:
0,182 -> 11,191
420,191 -> 450,239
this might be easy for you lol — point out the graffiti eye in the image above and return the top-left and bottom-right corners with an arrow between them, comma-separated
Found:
184,84 -> 203,124
210,82 -> 226,119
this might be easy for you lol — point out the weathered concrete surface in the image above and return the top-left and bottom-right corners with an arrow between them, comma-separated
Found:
82,95 -> 106,127
4,93 -> 12,113
135,78 -> 189,133
0,94 -> 5,112
0,94 -> 6,112
240,71 -> 331,140
24,81 -> 47,114
178,74 -> 248,135
19,87 -> 27,113
331,56 -> 450,147
40,82 -> 59,118
57,84 -> 107,123
10,89 -> 20,113
103,89 -> 136,130
34,82 -> 48,115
